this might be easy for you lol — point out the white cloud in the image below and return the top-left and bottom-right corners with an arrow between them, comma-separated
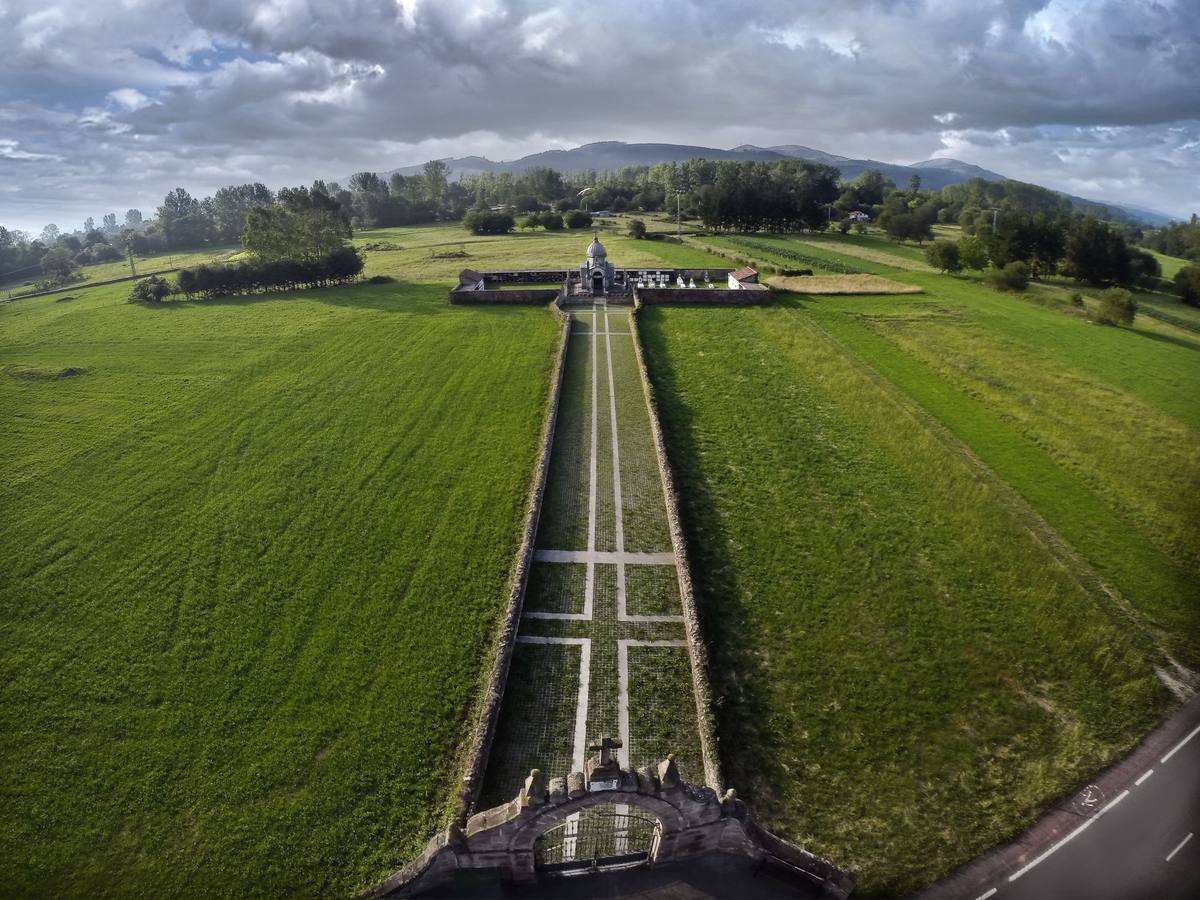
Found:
0,0 -> 1198,231
0,138 -> 62,161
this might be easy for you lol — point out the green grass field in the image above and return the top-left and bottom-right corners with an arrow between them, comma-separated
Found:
640,231 -> 1199,894
5,220 -> 1196,897
0,244 -> 565,894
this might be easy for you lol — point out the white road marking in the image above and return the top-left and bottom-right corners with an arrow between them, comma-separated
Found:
1007,790 -> 1130,882
1161,722 -> 1200,764
1165,832 -> 1193,863
1135,768 -> 1155,786
617,639 -> 688,771
517,634 -> 592,770
972,889 -> 997,900
534,549 -> 677,565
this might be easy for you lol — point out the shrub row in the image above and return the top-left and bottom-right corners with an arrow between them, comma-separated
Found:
175,247 -> 363,298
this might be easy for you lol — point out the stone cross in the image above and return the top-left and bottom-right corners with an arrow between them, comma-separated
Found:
588,735 -> 623,768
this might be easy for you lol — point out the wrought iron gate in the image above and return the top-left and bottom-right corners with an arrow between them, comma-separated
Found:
534,804 -> 660,874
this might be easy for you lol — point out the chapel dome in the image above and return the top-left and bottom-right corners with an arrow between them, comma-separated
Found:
586,235 -> 607,259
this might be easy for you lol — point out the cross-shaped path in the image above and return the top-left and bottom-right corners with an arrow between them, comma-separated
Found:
481,304 -> 704,806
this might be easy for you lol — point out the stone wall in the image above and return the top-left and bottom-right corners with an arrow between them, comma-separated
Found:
628,305 -> 724,793
481,269 -> 571,284
449,288 -> 561,305
451,304 -> 571,822
635,286 -> 771,306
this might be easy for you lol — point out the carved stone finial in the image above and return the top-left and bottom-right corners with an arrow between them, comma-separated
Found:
658,752 -> 681,790
520,768 -> 549,807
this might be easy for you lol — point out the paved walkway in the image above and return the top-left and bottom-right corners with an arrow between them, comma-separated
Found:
482,303 -> 704,806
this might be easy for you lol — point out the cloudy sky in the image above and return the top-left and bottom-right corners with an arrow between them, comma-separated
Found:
1,0 -> 1198,233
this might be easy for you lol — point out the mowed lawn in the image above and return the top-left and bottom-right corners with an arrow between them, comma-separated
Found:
1,264 -> 561,894
640,236 -> 1197,892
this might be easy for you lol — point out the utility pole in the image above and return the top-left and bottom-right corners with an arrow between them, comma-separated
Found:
990,207 -> 1000,231
127,243 -> 137,278
675,190 -> 682,239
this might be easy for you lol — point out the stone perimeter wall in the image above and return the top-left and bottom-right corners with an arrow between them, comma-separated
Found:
629,299 -> 724,792
451,303 -> 572,822
635,286 -> 771,306
449,287 -> 561,305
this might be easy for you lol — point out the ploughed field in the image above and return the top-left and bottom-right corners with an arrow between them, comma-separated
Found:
0,253 -> 566,895
642,232 -> 1199,894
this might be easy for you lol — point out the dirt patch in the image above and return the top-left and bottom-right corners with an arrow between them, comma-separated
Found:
768,274 -> 923,295
54,295 -> 77,303
5,365 -> 91,381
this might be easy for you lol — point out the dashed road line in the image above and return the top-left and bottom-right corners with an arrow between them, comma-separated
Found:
1165,832 -> 1193,863
1007,790 -> 1130,882
1161,722 -> 1200,764
1135,768 -> 1155,786
972,889 -> 997,900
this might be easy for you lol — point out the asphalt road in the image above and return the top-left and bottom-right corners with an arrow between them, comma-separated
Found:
974,721 -> 1200,900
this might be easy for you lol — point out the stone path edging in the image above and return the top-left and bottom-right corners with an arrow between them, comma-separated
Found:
454,303 -> 572,822
629,301 -> 724,792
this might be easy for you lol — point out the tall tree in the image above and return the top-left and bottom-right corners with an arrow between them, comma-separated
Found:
157,188 -> 210,248
421,159 -> 450,206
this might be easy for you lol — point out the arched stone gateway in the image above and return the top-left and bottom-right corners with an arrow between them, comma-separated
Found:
366,752 -> 854,898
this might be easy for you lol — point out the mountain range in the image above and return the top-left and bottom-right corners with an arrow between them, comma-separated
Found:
366,140 -> 1172,226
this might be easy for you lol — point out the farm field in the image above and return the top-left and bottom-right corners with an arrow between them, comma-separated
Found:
639,233 -> 1199,892
0,247 -> 563,894
1,245 -> 243,297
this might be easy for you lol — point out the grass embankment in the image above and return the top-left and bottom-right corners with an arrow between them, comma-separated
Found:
1,259 -> 560,894
641,301 -> 1176,894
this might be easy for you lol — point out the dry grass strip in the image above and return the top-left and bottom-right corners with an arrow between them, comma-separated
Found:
768,274 -> 923,295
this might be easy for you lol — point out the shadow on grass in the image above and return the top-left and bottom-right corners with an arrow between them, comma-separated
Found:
1126,322 -> 1200,352
637,307 -> 789,808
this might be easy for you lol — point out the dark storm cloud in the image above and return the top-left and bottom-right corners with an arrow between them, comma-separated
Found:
1,0 -> 1197,231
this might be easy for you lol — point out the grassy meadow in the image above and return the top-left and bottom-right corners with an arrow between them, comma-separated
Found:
642,230 -> 1199,893
0,237 -> 574,895
4,218 -> 1195,897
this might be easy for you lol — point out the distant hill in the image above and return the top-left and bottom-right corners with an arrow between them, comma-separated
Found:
361,140 -> 1171,225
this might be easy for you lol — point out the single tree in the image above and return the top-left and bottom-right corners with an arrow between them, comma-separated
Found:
1174,266 -> 1200,307
128,275 -> 173,303
985,261 -> 1030,292
958,235 -> 989,270
627,219 -> 647,239
1094,287 -> 1137,325
925,239 -> 961,272
40,247 -> 78,282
